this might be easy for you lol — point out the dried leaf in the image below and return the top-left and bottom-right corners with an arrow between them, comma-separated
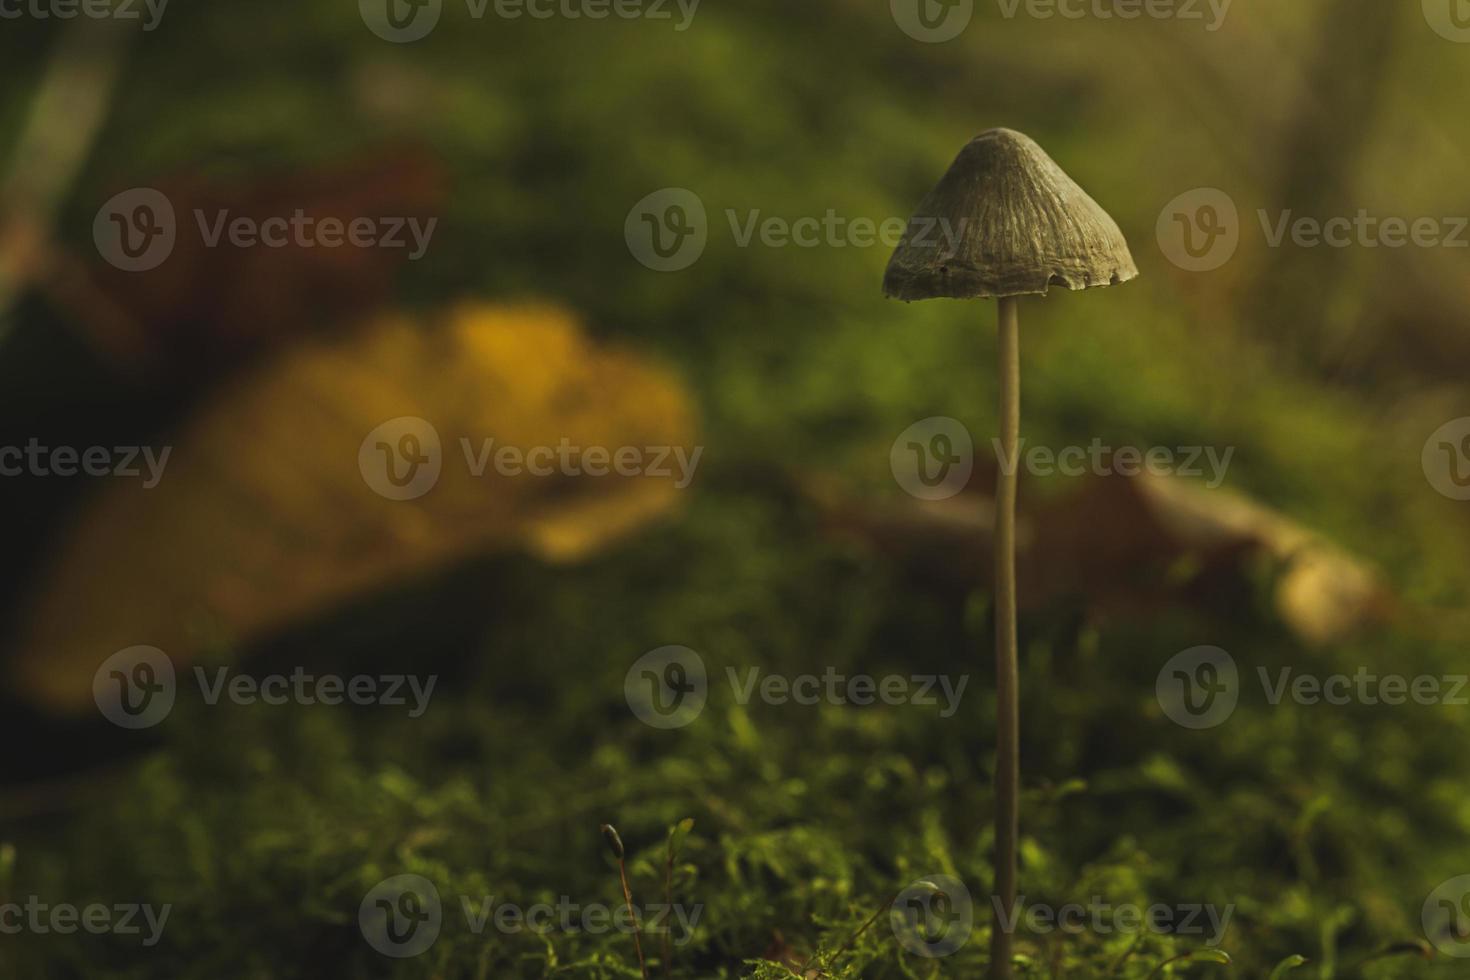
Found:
812,467 -> 1392,645
12,302 -> 697,713
78,149 -> 445,377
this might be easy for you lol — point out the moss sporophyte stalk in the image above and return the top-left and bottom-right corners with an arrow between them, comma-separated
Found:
601,823 -> 649,980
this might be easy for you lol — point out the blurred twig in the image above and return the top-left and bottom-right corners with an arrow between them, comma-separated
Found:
1253,0 -> 1402,376
0,765 -> 131,822
0,17 -> 132,328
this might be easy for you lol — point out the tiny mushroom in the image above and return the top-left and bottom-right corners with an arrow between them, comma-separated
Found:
883,127 -> 1137,980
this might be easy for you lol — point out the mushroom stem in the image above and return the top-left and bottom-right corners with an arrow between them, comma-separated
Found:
990,294 -> 1021,980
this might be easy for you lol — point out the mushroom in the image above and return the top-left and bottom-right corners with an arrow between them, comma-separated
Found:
883,127 -> 1137,980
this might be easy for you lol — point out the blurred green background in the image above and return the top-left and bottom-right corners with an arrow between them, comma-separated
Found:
3,0 -> 1470,976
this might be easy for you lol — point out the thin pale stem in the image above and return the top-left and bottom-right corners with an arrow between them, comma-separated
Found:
617,858 -> 651,980
989,295 -> 1021,980
662,846 -> 673,980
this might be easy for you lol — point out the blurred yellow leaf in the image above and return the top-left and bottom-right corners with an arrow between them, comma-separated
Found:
12,302 -> 698,713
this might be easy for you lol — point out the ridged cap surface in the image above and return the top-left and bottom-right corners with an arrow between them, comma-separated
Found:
883,128 -> 1137,300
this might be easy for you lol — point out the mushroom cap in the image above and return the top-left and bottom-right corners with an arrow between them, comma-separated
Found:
883,128 -> 1138,301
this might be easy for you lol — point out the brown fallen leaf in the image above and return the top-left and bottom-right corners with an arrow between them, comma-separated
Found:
64,148 -> 445,378
11,302 -> 698,714
811,465 -> 1393,646
1134,473 -> 1394,645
